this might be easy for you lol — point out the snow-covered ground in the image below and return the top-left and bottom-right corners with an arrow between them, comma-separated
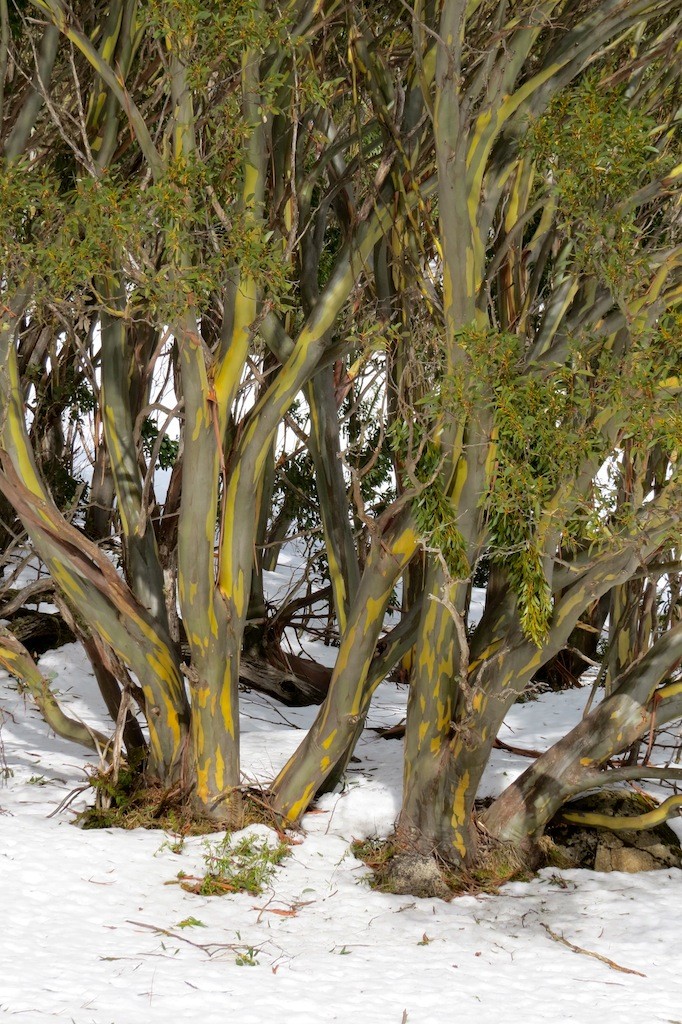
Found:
2,640 -> 682,1024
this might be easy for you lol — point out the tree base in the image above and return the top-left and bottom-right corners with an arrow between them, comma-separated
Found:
74,767 -> 278,837
353,791 -> 682,899
352,833 -> 532,900
375,852 -> 453,900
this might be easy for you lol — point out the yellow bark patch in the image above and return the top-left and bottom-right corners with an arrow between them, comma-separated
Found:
468,640 -> 502,674
321,729 -> 338,751
449,456 -> 468,506
50,561 -> 86,602
436,698 -> 451,732
417,602 -> 438,673
327,547 -> 347,633
214,288 -> 254,410
451,771 -> 470,826
466,244 -> 478,297
497,671 -> 513,691
196,762 -> 211,803
337,627 -> 357,666
220,672 -> 235,738
555,589 -> 588,628
657,680 -> 682,700
284,782 -> 316,823
208,602 -> 219,639
517,652 -> 541,678
364,594 -> 386,627
451,832 -> 467,860
450,771 -> 471,859
191,406 -> 209,442
96,626 -> 115,648
196,686 -> 210,710
145,651 -> 168,682
218,474 -> 241,596
400,649 -> 414,674
391,527 -> 418,561
158,691 -> 183,749
418,643 -> 435,675
214,747 -> 225,793
254,441 -> 271,483
7,429 -> 44,497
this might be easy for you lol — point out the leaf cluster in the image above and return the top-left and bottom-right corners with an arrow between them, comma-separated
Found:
411,442 -> 469,582
140,418 -> 180,471
0,157 -> 291,321
526,76 -> 661,293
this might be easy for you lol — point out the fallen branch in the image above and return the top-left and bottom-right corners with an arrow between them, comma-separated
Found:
373,720 -> 545,758
494,737 -> 545,759
540,922 -> 646,976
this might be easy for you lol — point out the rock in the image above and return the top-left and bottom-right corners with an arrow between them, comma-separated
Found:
641,841 -> 680,866
609,847 -> 657,873
545,788 -> 682,873
381,854 -> 452,900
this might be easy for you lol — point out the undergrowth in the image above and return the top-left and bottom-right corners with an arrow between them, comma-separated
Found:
73,766 -> 292,896
176,833 -> 291,896
73,766 -> 281,838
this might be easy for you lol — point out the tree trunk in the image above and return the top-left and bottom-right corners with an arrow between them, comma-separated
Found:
482,620 -> 682,850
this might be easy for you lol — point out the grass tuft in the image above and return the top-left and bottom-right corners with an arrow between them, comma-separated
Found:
179,832 -> 291,896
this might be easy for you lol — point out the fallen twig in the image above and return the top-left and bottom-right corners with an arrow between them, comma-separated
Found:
126,919 -> 246,957
540,923 -> 646,976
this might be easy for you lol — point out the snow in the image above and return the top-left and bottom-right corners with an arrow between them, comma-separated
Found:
2,644 -> 682,1023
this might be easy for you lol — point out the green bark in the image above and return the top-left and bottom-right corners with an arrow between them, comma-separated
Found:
270,511 -> 418,821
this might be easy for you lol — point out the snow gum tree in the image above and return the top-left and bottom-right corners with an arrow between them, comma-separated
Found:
268,0 -> 682,874
0,0 -> 681,885
0,0 -> 408,821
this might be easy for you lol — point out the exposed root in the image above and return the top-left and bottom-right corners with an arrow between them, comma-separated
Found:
542,789 -> 682,872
